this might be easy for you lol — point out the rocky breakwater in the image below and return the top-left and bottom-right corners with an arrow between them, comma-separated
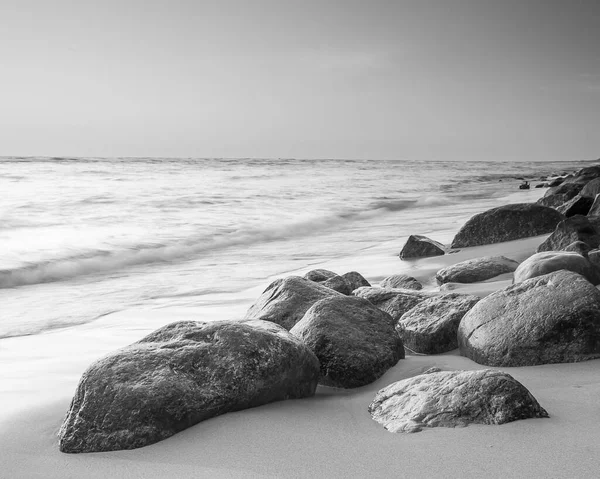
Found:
59,320 -> 320,453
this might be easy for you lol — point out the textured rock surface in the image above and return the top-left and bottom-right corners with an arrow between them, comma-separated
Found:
304,269 -> 337,283
322,275 -> 352,295
564,240 -> 593,256
59,320 -> 320,453
368,369 -> 548,433
538,183 -> 583,208
513,251 -> 600,285
341,271 -> 371,290
290,296 -> 404,388
380,274 -> 423,290
396,293 -> 480,354
587,194 -> 600,216
244,276 -> 341,330
581,178 -> 600,199
458,270 -> 600,366
435,256 -> 519,285
536,215 -> 600,253
353,287 -> 433,322
556,194 -> 593,217
399,235 -> 445,259
451,203 -> 564,248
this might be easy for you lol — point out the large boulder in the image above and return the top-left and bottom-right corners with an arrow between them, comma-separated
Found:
341,271 -> 371,290
321,275 -> 352,295
580,178 -> 600,198
290,296 -> 404,388
368,369 -> 548,433
514,251 -> 600,285
451,203 -> 564,248
537,183 -> 583,208
566,165 -> 600,185
304,269 -> 337,283
244,276 -> 341,330
536,215 -> 600,253
458,270 -> 600,367
399,235 -> 445,259
587,194 -> 600,216
380,274 -> 423,290
396,293 -> 480,354
353,287 -> 433,322
59,320 -> 320,453
435,256 -> 519,285
556,194 -> 593,217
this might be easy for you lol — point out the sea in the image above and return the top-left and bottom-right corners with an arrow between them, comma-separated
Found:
0,157 -> 586,340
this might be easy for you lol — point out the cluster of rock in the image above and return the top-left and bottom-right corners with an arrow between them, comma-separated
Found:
59,164 -> 600,452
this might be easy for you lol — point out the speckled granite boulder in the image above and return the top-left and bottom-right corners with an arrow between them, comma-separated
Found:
322,275 -> 352,295
514,251 -> 600,285
435,256 -> 519,285
290,296 -> 404,388
368,369 -> 548,433
341,271 -> 371,290
536,215 -> 600,253
353,287 -> 433,322
244,276 -> 341,330
458,270 -> 600,366
380,274 -> 423,290
399,235 -> 445,259
451,203 -> 564,248
396,293 -> 480,354
59,320 -> 320,453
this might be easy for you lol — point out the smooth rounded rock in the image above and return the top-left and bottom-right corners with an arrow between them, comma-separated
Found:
59,320 -> 320,453
435,256 -> 519,285
322,275 -> 352,295
353,287 -> 433,322
304,269 -> 337,283
369,369 -> 548,433
458,270 -> 600,366
514,251 -> 600,285
380,274 -> 423,290
341,271 -> 371,290
399,235 -> 445,259
290,296 -> 404,389
537,215 -> 600,253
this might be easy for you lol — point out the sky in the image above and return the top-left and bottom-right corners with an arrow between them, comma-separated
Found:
0,0 -> 599,161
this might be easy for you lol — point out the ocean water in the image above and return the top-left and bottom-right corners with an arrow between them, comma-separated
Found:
0,157 -> 583,339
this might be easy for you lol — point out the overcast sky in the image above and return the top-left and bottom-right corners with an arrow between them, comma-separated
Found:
1,0 -> 599,161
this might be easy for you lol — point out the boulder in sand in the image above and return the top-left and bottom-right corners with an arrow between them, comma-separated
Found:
396,293 -> 480,354
290,296 -> 404,388
244,276 -> 341,330
536,215 -> 600,253
353,287 -> 433,322
458,270 -> 600,367
435,255 -> 519,285
513,251 -> 600,285
451,203 -> 564,248
380,274 -> 423,290
368,369 -> 548,433
399,235 -> 445,259
59,320 -> 320,453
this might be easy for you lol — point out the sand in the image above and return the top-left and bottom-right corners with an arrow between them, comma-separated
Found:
3,225 -> 600,478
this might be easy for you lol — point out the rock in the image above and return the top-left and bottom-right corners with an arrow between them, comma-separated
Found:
458,270 -> 600,366
580,178 -> 600,198
587,194 -> 600,216
564,240 -> 593,256
399,235 -> 445,259
537,215 -> 600,253
513,251 -> 600,285
341,271 -> 371,290
380,274 -> 423,290
435,256 -> 519,285
322,275 -> 352,295
290,296 -> 404,388
368,369 -> 548,433
59,320 -> 320,453
304,269 -> 337,283
535,183 -> 546,188
547,176 -> 566,187
556,194 -> 593,217
244,276 -> 341,330
567,165 -> 600,185
396,293 -> 480,354
537,183 -> 583,208
588,250 -> 600,269
451,203 -> 564,248
353,286 -> 433,322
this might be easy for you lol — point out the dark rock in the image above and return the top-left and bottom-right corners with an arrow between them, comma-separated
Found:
322,275 -> 352,295
458,270 -> 600,367
435,256 -> 519,285
536,215 -> 600,253
341,271 -> 371,290
353,286 -> 433,322
537,183 -> 583,208
587,194 -> 600,216
547,176 -> 566,187
368,369 -> 548,433
399,235 -> 445,259
380,274 -> 423,290
535,183 -> 546,188
580,178 -> 600,198
556,194 -> 593,217
304,269 -> 337,283
564,241 -> 593,256
396,293 -> 480,354
290,296 -> 404,389
244,276 -> 341,330
59,320 -> 320,453
567,165 -> 600,185
451,203 -> 564,248
588,250 -> 600,268
513,251 -> 600,285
